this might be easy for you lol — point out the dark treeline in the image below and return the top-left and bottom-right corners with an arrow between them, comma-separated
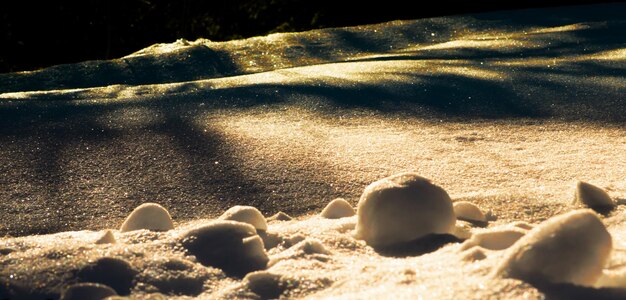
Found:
0,0 -> 617,73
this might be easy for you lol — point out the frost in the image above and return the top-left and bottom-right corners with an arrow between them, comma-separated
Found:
320,198 -> 355,219
354,172 -> 456,248
120,203 -> 174,233
219,205 -> 268,231
493,209 -> 612,286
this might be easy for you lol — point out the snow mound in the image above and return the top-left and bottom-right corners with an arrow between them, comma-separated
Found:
354,172 -> 456,248
460,228 -> 526,251
219,205 -> 268,231
120,203 -> 174,233
460,246 -> 488,262
180,220 -> 269,277
493,209 -> 612,286
574,181 -> 615,209
95,230 -> 116,244
269,238 -> 331,267
60,283 -> 117,300
320,198 -> 355,219
76,257 -> 138,295
510,221 -> 534,231
268,212 -> 293,221
244,271 -> 286,299
453,201 -> 487,222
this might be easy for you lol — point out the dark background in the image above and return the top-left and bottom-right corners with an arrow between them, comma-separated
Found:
1,0 -> 621,73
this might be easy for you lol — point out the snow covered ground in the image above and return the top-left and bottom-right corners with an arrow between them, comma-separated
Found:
1,3 -> 625,299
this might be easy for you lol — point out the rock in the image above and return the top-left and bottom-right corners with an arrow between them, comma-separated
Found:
219,206 -> 268,231
60,283 -> 117,300
453,201 -> 487,222
320,198 -> 355,219
354,172 -> 456,248
180,220 -> 269,277
95,230 -> 116,244
493,209 -> 612,286
574,181 -> 615,209
77,257 -> 137,295
120,203 -> 174,232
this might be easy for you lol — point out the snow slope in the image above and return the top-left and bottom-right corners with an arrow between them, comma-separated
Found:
1,3 -> 625,299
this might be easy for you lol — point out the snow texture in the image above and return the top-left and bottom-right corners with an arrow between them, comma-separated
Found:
354,172 -> 456,248
60,283 -> 117,300
493,209 -> 612,286
120,203 -> 174,232
574,181 -> 615,209
218,205 -> 268,231
180,220 -> 269,277
320,198 -> 355,219
453,201 -> 487,222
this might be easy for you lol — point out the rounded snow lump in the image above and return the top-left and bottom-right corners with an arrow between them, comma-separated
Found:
60,283 -> 117,300
180,220 -> 269,277
120,203 -> 174,232
95,230 -> 116,244
354,172 -> 456,248
219,205 -> 268,231
321,198 -> 355,219
494,209 -> 612,286
574,181 -> 615,209
453,201 -> 486,222
77,257 -> 137,295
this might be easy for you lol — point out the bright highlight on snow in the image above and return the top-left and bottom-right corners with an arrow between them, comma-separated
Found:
320,198 -> 355,219
119,203 -> 175,232
219,205 -> 268,231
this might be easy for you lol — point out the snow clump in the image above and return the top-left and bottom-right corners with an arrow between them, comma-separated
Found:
320,198 -> 355,219
493,209 -> 612,286
60,283 -> 117,300
95,230 -> 116,244
574,181 -> 615,209
76,257 -> 138,295
120,203 -> 174,232
268,211 -> 293,221
354,172 -> 456,248
219,205 -> 268,231
180,220 -> 269,277
460,228 -> 526,251
453,201 -> 487,222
